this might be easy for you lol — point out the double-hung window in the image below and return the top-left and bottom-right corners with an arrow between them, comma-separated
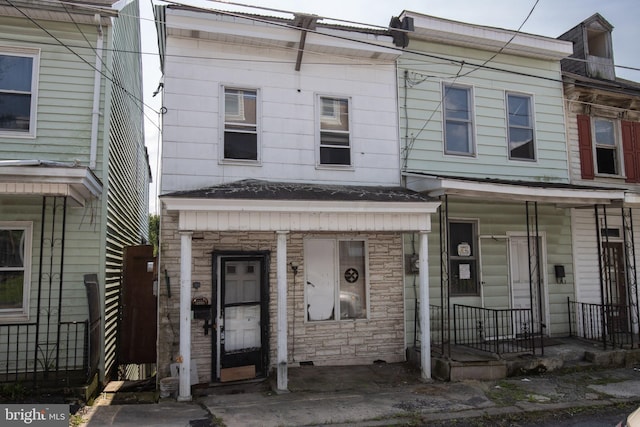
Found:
449,221 -> 479,296
593,118 -> 620,175
0,223 -> 32,319
223,87 -> 258,161
443,84 -> 474,155
507,93 -> 535,160
0,49 -> 39,137
318,96 -> 351,166
304,238 -> 367,321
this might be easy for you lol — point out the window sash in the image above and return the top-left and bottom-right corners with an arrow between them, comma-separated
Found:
443,85 -> 474,155
593,118 -> 619,175
0,224 -> 31,315
319,96 -> 351,166
223,88 -> 258,161
0,52 -> 37,135
507,94 -> 535,160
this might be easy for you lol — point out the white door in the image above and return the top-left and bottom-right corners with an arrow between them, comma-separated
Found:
509,236 -> 546,336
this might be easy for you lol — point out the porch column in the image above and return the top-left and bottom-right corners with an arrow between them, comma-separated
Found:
419,230 -> 431,380
276,231 -> 289,391
178,231 -> 193,401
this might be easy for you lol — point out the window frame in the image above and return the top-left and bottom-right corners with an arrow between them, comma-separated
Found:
0,47 -> 39,138
316,95 -> 353,168
448,220 -> 480,296
220,85 -> 260,164
304,237 -> 369,322
0,222 -> 32,321
506,92 -> 536,161
442,83 -> 476,156
592,117 -> 622,176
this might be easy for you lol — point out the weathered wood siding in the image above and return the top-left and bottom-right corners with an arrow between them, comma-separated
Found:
398,40 -> 569,183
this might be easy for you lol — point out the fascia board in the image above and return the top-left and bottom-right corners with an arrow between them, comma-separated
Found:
162,197 -> 440,214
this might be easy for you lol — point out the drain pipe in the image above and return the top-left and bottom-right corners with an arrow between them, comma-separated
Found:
90,14 -> 104,170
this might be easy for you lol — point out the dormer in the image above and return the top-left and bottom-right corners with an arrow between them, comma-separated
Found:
558,13 -> 615,80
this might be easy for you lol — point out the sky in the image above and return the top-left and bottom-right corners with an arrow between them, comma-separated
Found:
139,0 -> 640,213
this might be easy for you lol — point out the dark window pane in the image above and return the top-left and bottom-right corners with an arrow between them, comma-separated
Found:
449,223 -> 473,254
0,271 -> 24,309
320,146 -> 350,165
224,132 -> 257,160
0,93 -> 30,131
509,128 -> 534,160
596,147 -> 617,174
450,260 -> 477,294
0,55 -> 33,92
0,230 -> 24,267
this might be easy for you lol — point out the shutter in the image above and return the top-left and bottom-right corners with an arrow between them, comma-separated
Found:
577,114 -> 594,179
621,121 -> 637,183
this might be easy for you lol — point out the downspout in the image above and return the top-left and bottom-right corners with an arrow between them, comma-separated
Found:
90,14 -> 104,170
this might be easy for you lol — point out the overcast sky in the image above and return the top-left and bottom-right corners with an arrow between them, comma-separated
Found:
140,0 -> 640,213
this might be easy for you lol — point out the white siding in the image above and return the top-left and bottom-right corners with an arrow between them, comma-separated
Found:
161,15 -> 401,193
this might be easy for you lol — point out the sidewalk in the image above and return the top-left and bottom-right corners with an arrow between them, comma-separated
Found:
78,363 -> 640,426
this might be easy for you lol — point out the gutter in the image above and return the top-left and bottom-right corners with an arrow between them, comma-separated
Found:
90,13 -> 104,170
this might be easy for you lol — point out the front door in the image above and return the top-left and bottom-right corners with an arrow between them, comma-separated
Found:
213,254 -> 268,382
602,242 -> 628,333
509,236 -> 546,336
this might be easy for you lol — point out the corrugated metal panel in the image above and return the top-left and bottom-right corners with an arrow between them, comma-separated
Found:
103,0 -> 150,378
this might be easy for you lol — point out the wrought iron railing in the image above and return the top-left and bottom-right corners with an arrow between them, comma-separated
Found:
567,298 -> 636,349
0,320 -> 88,387
453,304 -> 538,355
429,304 -> 444,355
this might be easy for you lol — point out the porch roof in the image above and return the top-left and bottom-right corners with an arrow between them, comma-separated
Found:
404,173 -> 627,206
0,161 -> 103,206
161,179 -> 440,232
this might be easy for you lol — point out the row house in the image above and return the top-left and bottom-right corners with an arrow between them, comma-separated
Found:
0,0 -> 150,390
396,12 -> 624,376
155,5 -> 640,396
560,14 -> 640,347
155,6 -> 438,400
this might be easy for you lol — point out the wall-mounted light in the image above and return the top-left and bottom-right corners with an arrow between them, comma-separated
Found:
289,261 -> 299,277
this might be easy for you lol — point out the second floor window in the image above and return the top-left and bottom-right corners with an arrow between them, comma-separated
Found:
0,50 -> 38,137
224,88 -> 258,161
593,118 -> 619,175
443,84 -> 474,156
319,96 -> 351,166
507,93 -> 535,161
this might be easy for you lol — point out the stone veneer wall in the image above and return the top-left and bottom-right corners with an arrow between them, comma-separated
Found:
158,209 -> 406,383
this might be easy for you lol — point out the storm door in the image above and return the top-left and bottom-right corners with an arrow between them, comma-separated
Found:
213,254 -> 268,382
602,242 -> 629,333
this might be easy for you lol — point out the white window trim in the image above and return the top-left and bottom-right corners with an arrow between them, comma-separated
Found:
0,221 -> 32,322
505,91 -> 537,162
303,237 -> 369,323
316,94 -> 354,169
442,83 -> 476,157
592,117 -> 623,177
219,85 -> 261,165
0,47 -> 40,139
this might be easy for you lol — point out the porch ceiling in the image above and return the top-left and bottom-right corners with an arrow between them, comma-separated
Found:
0,162 -> 103,206
405,173 -> 626,206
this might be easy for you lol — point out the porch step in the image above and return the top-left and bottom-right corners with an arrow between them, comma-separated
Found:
434,358 -> 506,381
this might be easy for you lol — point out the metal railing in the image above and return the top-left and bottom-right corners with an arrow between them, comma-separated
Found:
429,304 -> 444,355
0,320 -> 88,386
567,298 -> 636,349
453,304 -> 537,355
